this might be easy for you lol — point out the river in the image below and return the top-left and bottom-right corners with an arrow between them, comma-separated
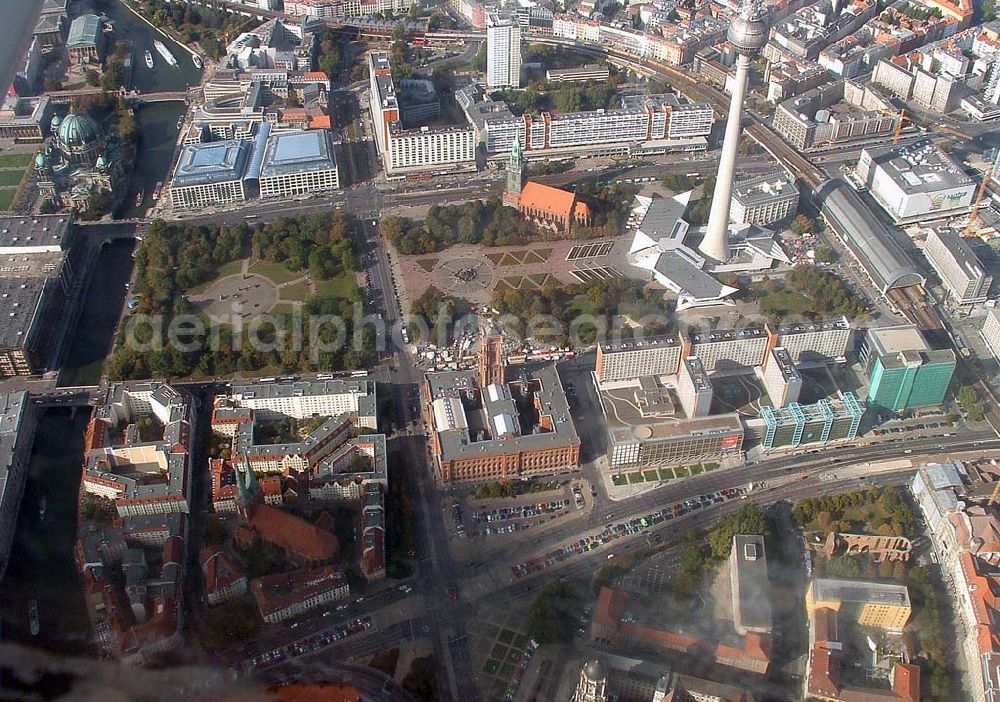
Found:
0,409 -> 94,654
60,238 -> 136,386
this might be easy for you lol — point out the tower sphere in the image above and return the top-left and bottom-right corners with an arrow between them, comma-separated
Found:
728,0 -> 768,55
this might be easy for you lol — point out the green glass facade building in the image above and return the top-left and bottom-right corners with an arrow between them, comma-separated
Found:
866,349 -> 956,411
759,392 -> 865,450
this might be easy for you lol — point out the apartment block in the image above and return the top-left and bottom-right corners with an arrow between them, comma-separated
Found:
922,229 -> 992,304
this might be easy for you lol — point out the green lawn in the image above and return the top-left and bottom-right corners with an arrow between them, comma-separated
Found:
703,462 -> 720,471
658,469 -> 673,481
483,659 -> 500,675
0,153 -> 32,168
643,469 -> 659,481
674,466 -> 690,477
690,464 -> 704,475
249,260 -> 303,285
280,280 -> 311,302
0,188 -> 15,211
627,472 -> 644,484
612,474 -> 628,486
187,259 -> 245,295
270,302 -> 297,316
314,271 -> 357,300
0,169 -> 23,187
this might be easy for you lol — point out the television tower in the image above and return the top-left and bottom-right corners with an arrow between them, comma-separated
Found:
699,0 -> 769,262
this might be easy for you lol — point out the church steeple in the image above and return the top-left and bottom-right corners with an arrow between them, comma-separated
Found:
503,136 -> 525,208
235,454 -> 262,520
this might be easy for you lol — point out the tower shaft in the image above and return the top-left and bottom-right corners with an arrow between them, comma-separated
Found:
701,54 -> 752,262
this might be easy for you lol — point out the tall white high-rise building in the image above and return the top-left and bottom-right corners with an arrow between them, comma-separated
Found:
487,13 -> 521,89
700,0 -> 769,262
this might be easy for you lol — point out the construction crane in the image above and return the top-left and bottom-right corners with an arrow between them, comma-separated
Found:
965,159 -> 996,238
893,109 -> 907,145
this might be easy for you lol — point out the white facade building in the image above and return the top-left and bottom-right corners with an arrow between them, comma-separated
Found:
229,377 -> 377,428
771,317 -> 852,364
596,336 -> 683,383
981,308 -> 1000,361
730,170 -> 800,225
677,356 -> 713,418
922,229 -> 992,305
856,140 -> 976,224
687,328 -> 770,372
759,347 -> 802,408
487,14 -> 521,89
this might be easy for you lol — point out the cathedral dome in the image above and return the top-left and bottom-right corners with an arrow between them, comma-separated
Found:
58,113 -> 101,150
34,152 -> 49,169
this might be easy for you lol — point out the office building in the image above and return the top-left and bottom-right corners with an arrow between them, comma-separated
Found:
596,335 -> 683,383
759,347 -> 802,408
753,393 -> 864,451
0,392 -> 36,582
486,13 -> 521,88
468,89 -> 713,157
701,0 -> 769,262
605,411 -> 744,468
872,55 -> 962,114
546,64 -> 610,83
426,338 -> 580,482
922,229 -> 992,304
731,534 -> 772,635
856,140 -> 976,224
982,308 -> 1000,361
228,377 -> 376,426
767,317 -> 852,365
0,215 -> 78,376
687,327 -> 770,373
677,356 -> 713,418
258,129 -> 339,199
398,78 -> 440,127
730,170 -> 800,226
368,51 -> 477,177
773,80 -> 899,151
806,578 -> 911,632
169,139 -> 252,210
284,0 -> 413,17
861,325 -> 956,411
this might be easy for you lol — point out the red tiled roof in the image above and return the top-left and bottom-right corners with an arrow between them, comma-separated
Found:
808,644 -> 842,698
200,547 -> 245,596
518,181 -> 577,219
250,505 -> 339,563
814,606 -> 838,646
309,114 -> 331,129
893,662 -> 920,702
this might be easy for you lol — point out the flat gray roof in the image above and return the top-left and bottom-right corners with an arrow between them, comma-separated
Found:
733,170 -> 799,207
172,140 -> 251,188
654,253 -> 728,301
811,577 -> 910,608
0,215 -> 71,251
599,334 -> 681,353
867,324 -> 928,356
927,229 -> 987,281
815,179 -> 924,293
864,140 -> 973,194
732,534 -> 772,632
0,392 -> 31,533
259,129 -> 336,178
636,196 -> 687,241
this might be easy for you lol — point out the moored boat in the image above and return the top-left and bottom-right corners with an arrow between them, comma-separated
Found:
192,54 -> 202,70
28,600 -> 39,636
144,50 -> 153,69
154,40 -> 177,67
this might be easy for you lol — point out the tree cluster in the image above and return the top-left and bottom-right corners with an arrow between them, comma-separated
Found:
491,277 -> 673,347
525,579 -> 579,644
707,503 -> 768,559
493,80 -> 618,116
401,655 -> 438,702
786,265 -> 867,317
140,0 -> 250,58
316,30 -> 343,80
958,384 -> 986,422
792,486 -> 916,536
108,213 -> 372,380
